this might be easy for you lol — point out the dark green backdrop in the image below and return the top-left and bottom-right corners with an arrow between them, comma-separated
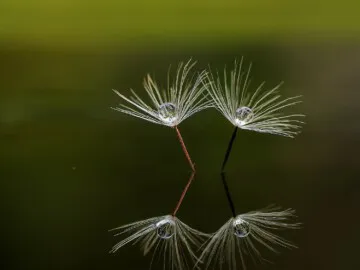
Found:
1,1 -> 360,270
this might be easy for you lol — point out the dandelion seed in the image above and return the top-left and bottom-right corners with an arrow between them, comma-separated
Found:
110,172 -> 209,269
110,215 -> 207,269
112,60 -> 210,127
205,58 -> 304,171
112,59 -> 212,171
198,205 -> 300,270
198,173 -> 300,270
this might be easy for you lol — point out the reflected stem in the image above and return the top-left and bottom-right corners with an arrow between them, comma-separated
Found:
172,172 -> 195,216
221,172 -> 236,218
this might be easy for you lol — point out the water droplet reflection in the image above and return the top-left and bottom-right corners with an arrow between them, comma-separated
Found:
156,218 -> 175,239
158,103 -> 177,124
235,106 -> 253,126
233,217 -> 250,238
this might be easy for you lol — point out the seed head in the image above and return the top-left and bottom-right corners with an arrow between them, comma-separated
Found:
198,206 -> 300,269
110,215 -> 208,269
112,59 -> 212,127
205,59 -> 304,137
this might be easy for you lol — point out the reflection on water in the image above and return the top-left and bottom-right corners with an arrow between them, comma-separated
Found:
1,44 -> 360,270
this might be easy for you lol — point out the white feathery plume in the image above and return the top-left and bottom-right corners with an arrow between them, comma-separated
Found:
112,59 -> 212,127
198,206 -> 300,269
205,59 -> 304,137
110,215 -> 208,269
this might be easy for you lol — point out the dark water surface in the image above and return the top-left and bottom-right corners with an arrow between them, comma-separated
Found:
1,44 -> 360,270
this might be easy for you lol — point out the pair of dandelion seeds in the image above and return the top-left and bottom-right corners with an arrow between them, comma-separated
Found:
110,59 -> 304,269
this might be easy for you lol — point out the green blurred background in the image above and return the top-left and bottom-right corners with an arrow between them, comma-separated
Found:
1,1 -> 360,269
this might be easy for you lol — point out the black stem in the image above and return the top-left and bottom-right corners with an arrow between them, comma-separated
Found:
221,172 -> 236,217
221,126 -> 238,172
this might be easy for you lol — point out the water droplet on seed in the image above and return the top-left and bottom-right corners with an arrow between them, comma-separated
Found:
158,103 -> 177,124
156,218 -> 175,239
235,106 -> 253,126
233,217 -> 250,238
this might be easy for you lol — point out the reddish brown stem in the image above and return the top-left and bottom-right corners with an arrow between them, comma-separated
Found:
172,172 -> 195,216
174,126 -> 196,172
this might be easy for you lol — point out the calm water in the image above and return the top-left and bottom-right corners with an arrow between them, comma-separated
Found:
1,44 -> 360,270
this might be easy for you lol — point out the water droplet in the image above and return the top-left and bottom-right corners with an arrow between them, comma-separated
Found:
158,103 -> 177,124
235,106 -> 253,126
233,217 -> 250,238
156,218 -> 175,239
